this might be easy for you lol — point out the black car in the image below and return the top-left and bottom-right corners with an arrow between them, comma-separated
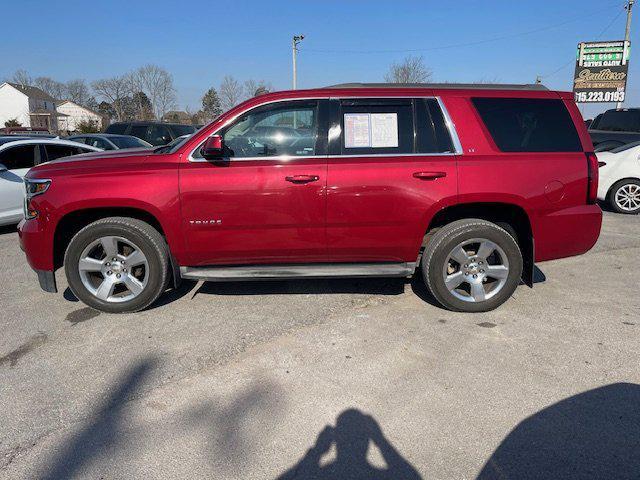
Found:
104,122 -> 197,146
588,108 -> 640,152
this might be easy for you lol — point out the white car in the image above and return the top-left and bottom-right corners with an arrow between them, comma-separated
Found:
597,141 -> 640,214
0,137 -> 101,226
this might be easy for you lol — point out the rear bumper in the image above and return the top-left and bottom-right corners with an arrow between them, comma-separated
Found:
534,204 -> 602,262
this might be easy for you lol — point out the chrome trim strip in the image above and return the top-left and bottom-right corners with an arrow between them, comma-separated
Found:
187,152 -> 457,163
188,95 -> 462,162
436,97 -> 464,154
180,262 -> 417,280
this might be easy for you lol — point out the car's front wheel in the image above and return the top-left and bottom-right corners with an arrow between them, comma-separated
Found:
64,217 -> 169,313
608,179 -> 640,214
422,219 -> 523,312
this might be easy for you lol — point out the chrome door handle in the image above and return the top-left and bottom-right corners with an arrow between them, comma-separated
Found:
285,175 -> 320,184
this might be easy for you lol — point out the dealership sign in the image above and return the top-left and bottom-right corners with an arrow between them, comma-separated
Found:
573,40 -> 630,103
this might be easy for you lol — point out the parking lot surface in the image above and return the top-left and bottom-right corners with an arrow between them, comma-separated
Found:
1,210 -> 639,479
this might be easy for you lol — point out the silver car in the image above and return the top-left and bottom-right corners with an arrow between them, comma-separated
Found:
0,137 -> 101,226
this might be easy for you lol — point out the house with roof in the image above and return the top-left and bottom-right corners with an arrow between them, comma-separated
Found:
56,100 -> 108,133
162,110 -> 192,124
0,82 -> 65,132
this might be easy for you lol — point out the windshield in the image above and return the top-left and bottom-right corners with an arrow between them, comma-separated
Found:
110,136 -> 152,149
171,125 -> 197,136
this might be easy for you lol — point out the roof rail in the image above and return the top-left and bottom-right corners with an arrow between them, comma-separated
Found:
324,82 -> 549,91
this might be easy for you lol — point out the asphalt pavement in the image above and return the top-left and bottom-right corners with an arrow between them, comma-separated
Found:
1,209 -> 639,479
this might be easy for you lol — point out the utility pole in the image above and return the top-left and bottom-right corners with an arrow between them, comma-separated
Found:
292,35 -> 305,90
618,0 -> 634,108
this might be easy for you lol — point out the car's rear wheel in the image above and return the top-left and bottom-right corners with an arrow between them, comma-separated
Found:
608,179 -> 640,214
64,217 -> 169,313
422,219 -> 523,312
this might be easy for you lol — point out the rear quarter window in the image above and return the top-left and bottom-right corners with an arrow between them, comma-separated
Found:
105,124 -> 128,134
472,98 -> 582,152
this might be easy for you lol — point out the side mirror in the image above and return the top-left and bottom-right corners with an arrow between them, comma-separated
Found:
0,164 -> 7,173
202,135 -> 225,160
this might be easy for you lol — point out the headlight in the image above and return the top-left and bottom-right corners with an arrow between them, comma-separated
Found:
23,179 -> 51,219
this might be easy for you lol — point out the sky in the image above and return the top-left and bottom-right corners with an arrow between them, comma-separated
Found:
1,0 -> 636,119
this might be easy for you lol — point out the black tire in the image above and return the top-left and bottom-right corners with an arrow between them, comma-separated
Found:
64,217 -> 169,313
421,219 -> 523,312
607,179 -> 640,215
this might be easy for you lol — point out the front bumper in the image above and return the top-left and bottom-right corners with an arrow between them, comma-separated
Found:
18,218 -> 57,293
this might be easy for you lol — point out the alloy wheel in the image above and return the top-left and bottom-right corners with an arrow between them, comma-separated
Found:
442,238 -> 510,303
615,183 -> 640,212
78,236 -> 149,303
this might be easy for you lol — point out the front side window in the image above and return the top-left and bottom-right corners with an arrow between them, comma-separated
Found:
219,101 -> 319,158
0,145 -> 39,170
472,97 -> 582,152
340,99 -> 413,155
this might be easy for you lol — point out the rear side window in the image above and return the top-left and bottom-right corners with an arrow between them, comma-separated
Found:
415,99 -> 455,153
472,98 -> 582,152
591,110 -> 640,132
129,125 -> 149,142
45,145 -> 84,161
106,124 -> 127,134
0,145 -> 39,170
340,99 -> 413,155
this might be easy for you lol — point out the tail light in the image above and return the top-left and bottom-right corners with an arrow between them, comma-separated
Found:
586,152 -> 599,204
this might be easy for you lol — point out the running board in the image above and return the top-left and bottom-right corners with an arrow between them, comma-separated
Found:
179,263 -> 416,282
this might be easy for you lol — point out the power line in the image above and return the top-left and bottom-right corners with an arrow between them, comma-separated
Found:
299,3 -> 621,55
541,5 -> 625,79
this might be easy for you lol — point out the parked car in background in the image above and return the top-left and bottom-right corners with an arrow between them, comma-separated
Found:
0,138 -> 101,226
18,83 -> 601,314
596,141 -> 640,214
104,122 -> 197,146
68,134 -> 152,150
0,126 -> 52,136
588,108 -> 640,151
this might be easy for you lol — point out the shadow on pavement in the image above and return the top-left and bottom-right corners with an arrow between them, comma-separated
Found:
147,279 -> 199,309
193,277 -> 405,297
477,383 -> 640,480
39,357 -> 158,480
184,379 -> 285,474
278,409 -> 422,480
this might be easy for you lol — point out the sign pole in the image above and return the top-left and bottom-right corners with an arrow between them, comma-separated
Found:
618,0 -> 635,108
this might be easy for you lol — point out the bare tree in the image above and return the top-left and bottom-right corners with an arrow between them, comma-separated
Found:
153,73 -> 177,119
11,69 -> 32,87
127,65 -> 176,119
243,79 -> 273,99
34,77 -> 66,100
384,56 -> 432,83
92,76 -> 130,121
65,79 -> 91,106
219,76 -> 243,111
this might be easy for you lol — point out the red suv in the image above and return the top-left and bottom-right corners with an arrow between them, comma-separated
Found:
18,83 -> 602,313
